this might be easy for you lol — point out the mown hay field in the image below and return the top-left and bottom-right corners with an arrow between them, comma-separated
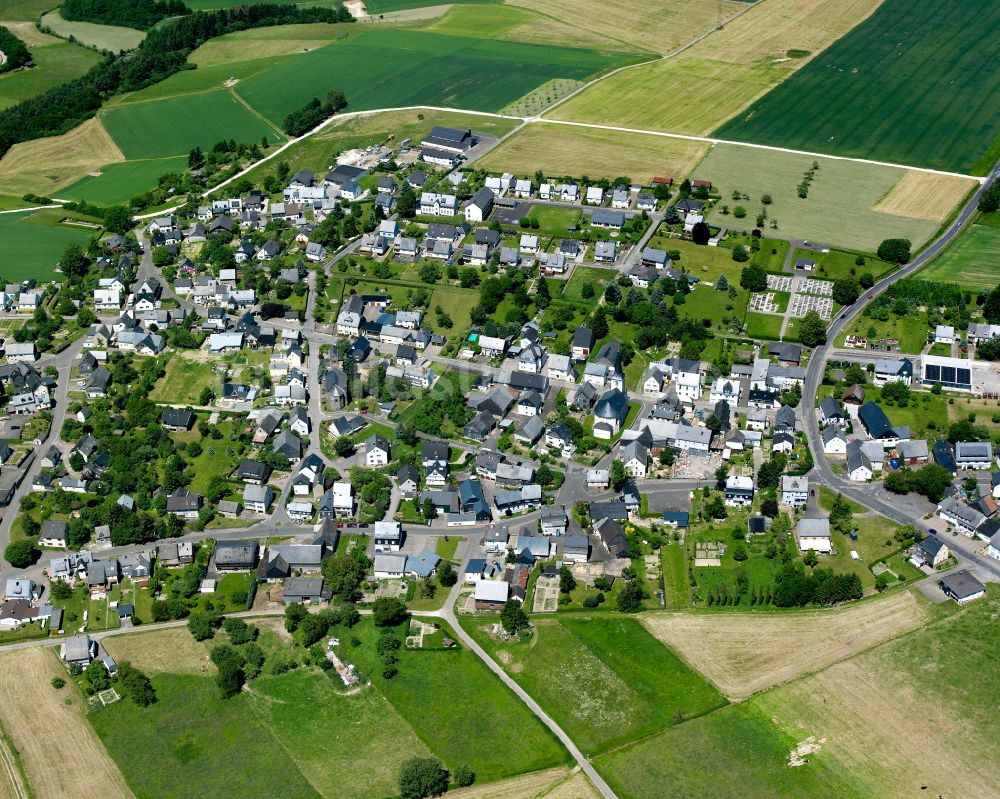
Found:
0,117 -> 124,197
873,169 -> 976,221
549,0 -> 883,134
477,122 -> 709,182
508,0 -> 747,55
640,589 -> 929,701
0,648 -> 133,799
715,0 -> 1000,173
691,144 -> 952,251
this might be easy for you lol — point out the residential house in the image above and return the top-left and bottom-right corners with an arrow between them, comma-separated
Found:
798,517 -> 832,553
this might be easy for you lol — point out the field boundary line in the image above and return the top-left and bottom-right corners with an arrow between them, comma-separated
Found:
531,119 -> 987,182
0,730 -> 29,799
227,87 -> 286,138
0,203 -> 67,215
537,0 -> 759,120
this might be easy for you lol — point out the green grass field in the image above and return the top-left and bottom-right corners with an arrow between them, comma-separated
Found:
39,10 -> 145,51
919,224 -> 1000,290
714,0 -> 1000,173
0,208 -> 98,281
235,28 -> 627,124
367,0 -> 499,11
790,247 -> 897,282
751,588 -> 1000,799
525,204 -> 582,237
60,156 -> 187,204
90,673 -> 323,799
100,91 -> 283,159
0,40 -> 101,111
428,285 -> 478,334
596,702 -> 866,799
562,266 -> 616,304
465,617 -> 725,754
149,355 -> 220,405
692,145 -> 943,252
248,671 -> 434,799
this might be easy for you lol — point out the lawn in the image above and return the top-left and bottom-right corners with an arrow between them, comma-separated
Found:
789,247 -> 898,282
0,208 -> 99,281
691,145 -> 951,252
524,204 -> 582,237
595,702 -> 867,799
0,38 -> 102,111
464,616 -> 725,754
549,0 -> 882,134
60,156 -> 188,205
562,266 -> 616,304
341,618 -> 569,781
744,312 -> 784,341
100,90 -> 284,159
477,122 -> 708,183
662,542 -> 690,607
235,29 -> 628,124
919,224 -> 1000,290
715,0 -> 1000,173
429,285 -> 478,334
149,354 -> 221,405
835,312 -> 928,355
248,670 -> 434,799
39,10 -> 144,51
89,673 -> 322,799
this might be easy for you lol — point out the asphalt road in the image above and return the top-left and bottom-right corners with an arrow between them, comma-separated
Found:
802,160 -> 1000,583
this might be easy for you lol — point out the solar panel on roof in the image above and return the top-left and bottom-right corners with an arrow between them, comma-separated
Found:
926,364 -> 940,381
941,366 -> 956,382
957,368 -> 971,384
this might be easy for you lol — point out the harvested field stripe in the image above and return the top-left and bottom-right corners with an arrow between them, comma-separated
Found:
873,170 -> 978,222
0,648 -> 134,799
640,589 -> 930,701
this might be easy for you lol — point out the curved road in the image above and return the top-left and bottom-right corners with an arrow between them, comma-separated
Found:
803,160 -> 1000,582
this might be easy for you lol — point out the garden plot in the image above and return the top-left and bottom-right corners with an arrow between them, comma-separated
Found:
767,274 -> 793,291
789,293 -> 832,319
532,574 -> 560,613
799,277 -> 834,296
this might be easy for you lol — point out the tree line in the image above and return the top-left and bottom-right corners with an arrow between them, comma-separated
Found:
61,0 -> 189,30
0,26 -> 31,73
282,90 -> 347,137
0,4 -> 352,158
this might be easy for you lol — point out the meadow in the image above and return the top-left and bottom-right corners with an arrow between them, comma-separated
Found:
149,353 -> 222,405
365,0 -> 499,12
691,144 -> 951,251
0,208 -> 99,281
60,156 -> 188,204
506,0 -> 744,55
0,117 -> 125,198
918,224 -> 1000,290
91,673 -> 323,799
464,616 -> 725,754
0,35 -> 101,110
754,588 -> 999,799
715,0 -> 1000,173
0,648 -> 133,799
640,590 -> 929,701
549,0 -> 881,134
477,122 -> 708,183
595,702 -> 867,799
39,10 -> 145,51
248,670 -> 434,799
234,28 -> 629,124
100,90 -> 284,159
